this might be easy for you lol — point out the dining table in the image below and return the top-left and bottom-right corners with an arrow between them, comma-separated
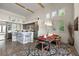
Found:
36,34 -> 61,51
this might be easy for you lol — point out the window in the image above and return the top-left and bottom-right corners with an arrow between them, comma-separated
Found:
0,25 -> 6,33
46,13 -> 50,19
2,25 -> 6,33
58,20 -> 64,31
58,8 -> 65,16
52,11 -> 57,17
0,25 -> 1,32
46,8 -> 65,19
45,20 -> 52,26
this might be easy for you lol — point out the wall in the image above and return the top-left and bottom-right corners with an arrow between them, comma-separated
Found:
24,3 -> 74,43
74,31 -> 79,54
74,3 -> 79,54
0,9 -> 26,23
74,3 -> 79,19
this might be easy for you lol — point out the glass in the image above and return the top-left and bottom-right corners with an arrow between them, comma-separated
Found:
2,25 -> 6,33
58,8 -> 65,16
52,11 -> 57,17
46,13 -> 50,19
0,25 -> 1,32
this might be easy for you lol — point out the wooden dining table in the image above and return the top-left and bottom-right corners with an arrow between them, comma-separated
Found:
36,34 -> 61,51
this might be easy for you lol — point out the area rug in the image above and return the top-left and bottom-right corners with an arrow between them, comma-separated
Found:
8,44 -> 78,56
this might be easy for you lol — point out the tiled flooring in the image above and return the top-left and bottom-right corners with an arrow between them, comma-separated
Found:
0,40 -> 78,56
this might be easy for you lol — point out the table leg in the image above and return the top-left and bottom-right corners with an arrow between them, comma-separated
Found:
56,40 -> 61,48
42,43 -> 43,51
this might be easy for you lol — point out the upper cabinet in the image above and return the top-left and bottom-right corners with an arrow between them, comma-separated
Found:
23,22 -> 36,32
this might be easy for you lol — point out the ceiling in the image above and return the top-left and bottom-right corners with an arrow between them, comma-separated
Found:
0,3 -> 52,18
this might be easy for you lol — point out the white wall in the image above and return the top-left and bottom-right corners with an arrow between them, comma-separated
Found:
74,31 -> 79,54
74,3 -> 79,19
74,3 -> 79,54
0,9 -> 26,23
24,3 -> 74,43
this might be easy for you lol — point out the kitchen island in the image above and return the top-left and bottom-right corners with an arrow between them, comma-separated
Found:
12,32 -> 33,44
